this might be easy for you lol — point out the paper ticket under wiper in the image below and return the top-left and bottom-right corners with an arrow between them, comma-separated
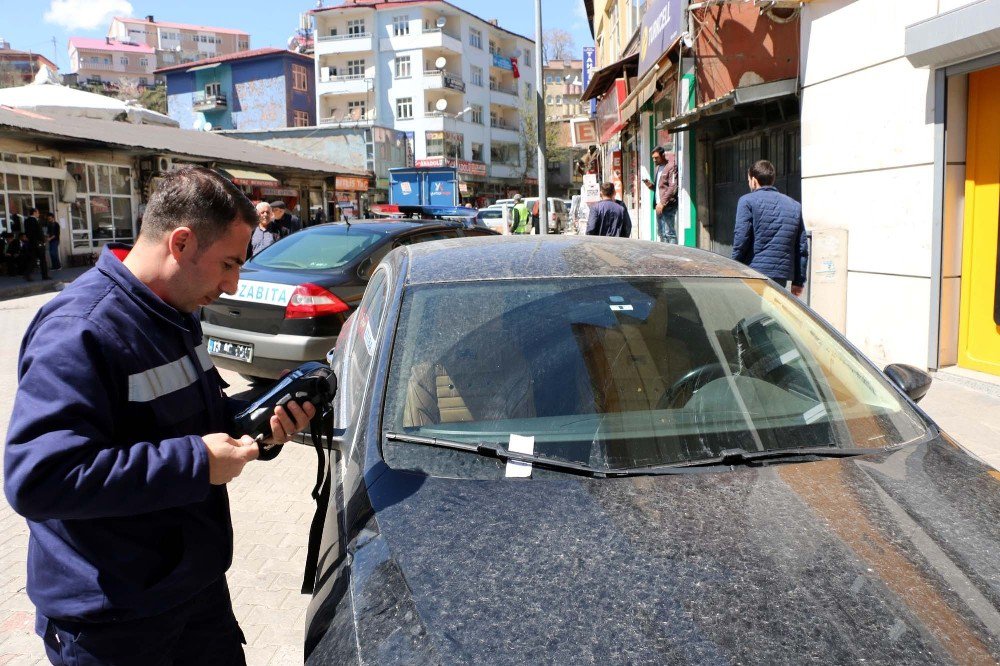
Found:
505,434 -> 535,478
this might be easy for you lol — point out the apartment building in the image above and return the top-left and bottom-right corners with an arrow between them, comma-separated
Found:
544,59 -> 585,119
107,16 -> 251,75
0,41 -> 58,85
68,37 -> 156,88
312,0 -> 537,201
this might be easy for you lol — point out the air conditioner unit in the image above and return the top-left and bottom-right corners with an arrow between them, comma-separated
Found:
157,156 -> 173,173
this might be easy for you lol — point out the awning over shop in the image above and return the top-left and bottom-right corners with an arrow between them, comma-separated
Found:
580,53 -> 639,102
656,78 -> 799,132
620,58 -> 673,120
905,0 -> 1000,68
187,63 -> 222,73
218,166 -> 280,188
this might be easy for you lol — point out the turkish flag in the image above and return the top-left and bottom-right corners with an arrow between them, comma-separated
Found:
511,57 -> 520,79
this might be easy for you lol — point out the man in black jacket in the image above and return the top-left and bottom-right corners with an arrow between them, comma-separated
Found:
22,208 -> 50,281
586,182 -> 632,238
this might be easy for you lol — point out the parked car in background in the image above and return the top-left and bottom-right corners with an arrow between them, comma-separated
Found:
475,204 -> 510,234
201,220 -> 496,381
304,235 -> 999,664
524,197 -> 569,233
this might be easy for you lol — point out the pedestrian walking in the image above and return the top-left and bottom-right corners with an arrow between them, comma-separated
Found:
642,146 -> 678,244
270,200 -> 301,238
22,207 -> 49,281
4,166 -> 316,665
44,211 -> 61,270
510,194 -> 531,234
248,201 -> 278,258
587,182 -> 632,238
731,159 -> 808,296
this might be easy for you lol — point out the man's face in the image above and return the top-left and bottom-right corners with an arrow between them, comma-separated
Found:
273,206 -> 286,219
173,220 -> 252,312
651,151 -> 665,166
257,206 -> 273,227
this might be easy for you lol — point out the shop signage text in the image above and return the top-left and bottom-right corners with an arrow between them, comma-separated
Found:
582,47 -> 596,116
334,176 -> 369,191
415,157 -> 488,177
639,0 -> 682,76
596,79 -> 628,144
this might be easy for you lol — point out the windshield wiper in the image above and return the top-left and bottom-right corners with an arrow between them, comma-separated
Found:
384,432 -> 694,478
638,446 -> 880,472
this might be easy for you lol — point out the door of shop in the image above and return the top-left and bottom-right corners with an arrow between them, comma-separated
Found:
709,122 -> 800,258
958,66 -> 1000,376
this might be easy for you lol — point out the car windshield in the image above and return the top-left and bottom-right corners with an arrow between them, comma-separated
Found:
382,277 -> 929,477
249,227 -> 383,271
478,210 -> 502,219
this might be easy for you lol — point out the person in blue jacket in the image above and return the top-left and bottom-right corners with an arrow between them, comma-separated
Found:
4,166 -> 316,665
732,160 -> 809,296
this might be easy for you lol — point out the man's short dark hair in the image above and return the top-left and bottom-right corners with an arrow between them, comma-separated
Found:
141,166 -> 257,248
600,182 -> 617,198
748,160 -> 776,187
29,207 -> 38,216
651,146 -> 666,159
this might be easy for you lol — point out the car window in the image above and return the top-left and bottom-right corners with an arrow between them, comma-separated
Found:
396,230 -> 459,246
250,228 -> 383,270
381,277 -> 928,478
477,210 -> 502,219
343,269 -> 390,425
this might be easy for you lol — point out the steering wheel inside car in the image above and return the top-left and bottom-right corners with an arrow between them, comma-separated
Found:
657,363 -> 739,409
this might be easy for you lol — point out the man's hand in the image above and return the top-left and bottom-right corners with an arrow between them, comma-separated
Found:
791,285 -> 804,297
203,433 -> 258,485
642,178 -> 653,189
262,400 -> 317,447
655,204 -> 664,215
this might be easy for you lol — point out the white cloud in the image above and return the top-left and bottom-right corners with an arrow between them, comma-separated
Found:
44,0 -> 134,31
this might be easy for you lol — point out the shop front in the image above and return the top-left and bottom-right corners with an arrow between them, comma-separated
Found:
330,174 -> 370,221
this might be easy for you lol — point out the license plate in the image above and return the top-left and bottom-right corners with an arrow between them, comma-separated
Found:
207,338 -> 254,363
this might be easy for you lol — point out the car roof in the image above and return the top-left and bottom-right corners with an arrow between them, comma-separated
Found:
402,235 -> 764,285
308,220 -> 465,235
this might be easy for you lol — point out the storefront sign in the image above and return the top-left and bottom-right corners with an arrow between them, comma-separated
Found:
492,53 -> 513,71
639,0 -> 682,77
415,157 -> 487,177
571,119 -> 598,146
596,79 -> 628,144
334,176 -> 369,191
443,73 -> 466,92
582,174 -> 600,203
260,187 -> 297,197
582,47 -> 596,116
611,150 -> 623,200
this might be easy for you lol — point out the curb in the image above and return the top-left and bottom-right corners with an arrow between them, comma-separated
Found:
0,279 -> 69,302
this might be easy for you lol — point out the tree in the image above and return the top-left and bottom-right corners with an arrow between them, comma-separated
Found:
517,94 -> 572,182
114,77 -> 141,102
543,28 -> 575,64
139,85 -> 167,115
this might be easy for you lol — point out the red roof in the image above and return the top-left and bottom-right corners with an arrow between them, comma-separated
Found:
154,48 -> 312,74
113,16 -> 249,37
68,38 -> 155,54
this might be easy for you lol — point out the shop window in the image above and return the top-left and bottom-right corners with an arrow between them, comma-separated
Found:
66,161 -> 135,248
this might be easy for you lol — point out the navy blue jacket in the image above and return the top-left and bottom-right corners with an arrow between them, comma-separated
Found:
732,186 -> 808,285
586,199 -> 632,238
4,245 -> 240,622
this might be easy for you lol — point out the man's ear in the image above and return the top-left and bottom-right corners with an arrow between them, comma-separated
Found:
167,226 -> 197,262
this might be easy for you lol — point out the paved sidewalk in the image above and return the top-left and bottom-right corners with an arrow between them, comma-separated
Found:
0,265 -> 90,302
920,378 -> 1000,470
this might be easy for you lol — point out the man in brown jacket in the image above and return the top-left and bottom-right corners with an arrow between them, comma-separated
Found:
642,147 -> 678,244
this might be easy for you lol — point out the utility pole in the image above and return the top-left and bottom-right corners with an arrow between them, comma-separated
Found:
534,0 -> 548,234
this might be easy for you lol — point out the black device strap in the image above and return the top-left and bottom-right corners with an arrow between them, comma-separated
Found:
301,408 -> 334,594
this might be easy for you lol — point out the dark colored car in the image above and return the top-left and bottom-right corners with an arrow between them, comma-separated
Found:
303,235 -> 1000,664
201,220 -> 496,380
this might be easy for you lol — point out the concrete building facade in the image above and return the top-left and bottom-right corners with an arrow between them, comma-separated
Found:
68,38 -> 156,88
311,0 -> 537,202
544,59 -> 585,119
107,15 -> 250,76
0,41 -> 58,86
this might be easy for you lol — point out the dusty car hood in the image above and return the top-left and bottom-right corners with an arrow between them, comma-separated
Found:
313,439 -> 1000,664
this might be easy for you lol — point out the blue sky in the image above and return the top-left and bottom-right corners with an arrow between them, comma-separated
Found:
0,0 -> 594,72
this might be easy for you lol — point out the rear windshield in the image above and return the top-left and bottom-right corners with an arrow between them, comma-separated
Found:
250,228 -> 383,270
478,209 -> 503,219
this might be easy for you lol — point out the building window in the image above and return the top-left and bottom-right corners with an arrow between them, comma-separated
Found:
90,56 -> 100,64
392,15 -> 410,36
471,142 -> 484,162
292,64 -> 308,92
469,28 -> 482,49
238,40 -> 249,50
524,49 -> 532,63
489,39 -> 498,55
490,142 -> 519,166
396,97 -> 413,119
546,95 -> 553,105
395,55 -> 411,78
470,104 -> 483,124
544,75 -> 551,84
65,161 -> 134,249
293,110 -> 310,127
348,19 -> 366,35
205,82 -> 221,97
425,131 -> 463,159
470,65 -> 483,87
139,58 -> 148,68
556,95 -> 562,105
119,56 -> 128,66
346,59 -> 366,78
347,100 -> 366,120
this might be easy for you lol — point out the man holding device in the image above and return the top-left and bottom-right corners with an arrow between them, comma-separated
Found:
5,166 -> 316,664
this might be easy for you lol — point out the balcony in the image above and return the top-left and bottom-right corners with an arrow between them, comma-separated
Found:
490,81 -> 519,107
192,91 -> 227,112
489,163 -> 522,180
423,69 -> 465,93
314,32 -> 374,55
316,74 -> 372,96
380,28 -> 462,54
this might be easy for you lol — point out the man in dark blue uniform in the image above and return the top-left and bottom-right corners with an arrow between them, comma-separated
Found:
5,166 -> 315,664
586,182 -> 632,238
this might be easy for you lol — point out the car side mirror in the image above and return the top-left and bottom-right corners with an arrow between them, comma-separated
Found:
884,363 -> 932,403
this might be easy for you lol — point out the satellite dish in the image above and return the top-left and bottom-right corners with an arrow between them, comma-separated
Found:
434,98 -> 448,112
435,16 -> 446,28
192,118 -> 204,130
434,56 -> 447,69
203,123 -> 214,132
